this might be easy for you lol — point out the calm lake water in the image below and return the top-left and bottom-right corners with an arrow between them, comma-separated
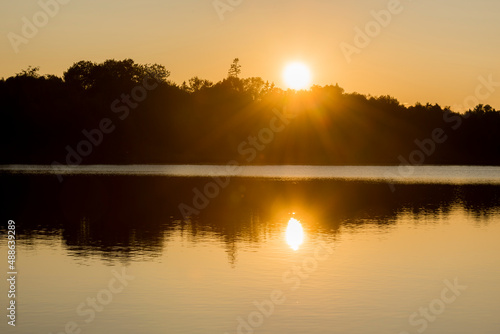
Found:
1,165 -> 499,334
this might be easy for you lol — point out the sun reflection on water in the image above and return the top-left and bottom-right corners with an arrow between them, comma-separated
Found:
286,218 -> 304,251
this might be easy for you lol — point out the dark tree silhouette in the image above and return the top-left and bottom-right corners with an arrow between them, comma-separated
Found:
0,58 -> 499,166
227,58 -> 241,78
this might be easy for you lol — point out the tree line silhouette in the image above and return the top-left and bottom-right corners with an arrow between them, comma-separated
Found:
1,58 -> 499,165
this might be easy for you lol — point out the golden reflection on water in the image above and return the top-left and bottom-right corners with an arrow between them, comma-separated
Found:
285,218 -> 304,251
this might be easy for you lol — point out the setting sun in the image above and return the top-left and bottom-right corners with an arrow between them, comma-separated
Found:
2,0 -> 500,332
283,62 -> 312,90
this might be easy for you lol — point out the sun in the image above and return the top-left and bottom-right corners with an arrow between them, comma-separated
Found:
283,62 -> 312,90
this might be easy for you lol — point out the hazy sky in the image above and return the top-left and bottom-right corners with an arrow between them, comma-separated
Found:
1,0 -> 499,110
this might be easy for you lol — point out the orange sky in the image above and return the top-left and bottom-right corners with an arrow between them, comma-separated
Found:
1,0 -> 499,110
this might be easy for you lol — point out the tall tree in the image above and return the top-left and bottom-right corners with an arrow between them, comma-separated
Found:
228,58 -> 241,78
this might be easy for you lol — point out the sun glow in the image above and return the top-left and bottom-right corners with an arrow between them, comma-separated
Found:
283,62 -> 312,90
286,218 -> 304,251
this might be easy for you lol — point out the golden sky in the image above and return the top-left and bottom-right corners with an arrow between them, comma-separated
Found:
1,0 -> 499,110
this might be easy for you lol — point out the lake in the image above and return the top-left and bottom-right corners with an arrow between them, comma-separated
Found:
1,165 -> 499,334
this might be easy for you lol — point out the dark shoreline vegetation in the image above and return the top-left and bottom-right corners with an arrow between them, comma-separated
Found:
1,58 -> 499,166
